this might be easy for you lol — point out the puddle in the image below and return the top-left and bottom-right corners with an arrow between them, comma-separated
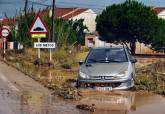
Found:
76,90 -> 165,114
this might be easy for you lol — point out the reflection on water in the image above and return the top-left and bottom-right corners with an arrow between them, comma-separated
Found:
78,90 -> 165,114
1,87 -> 165,114
80,91 -> 135,111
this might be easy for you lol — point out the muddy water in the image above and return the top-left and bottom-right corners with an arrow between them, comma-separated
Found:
27,58 -> 165,114
3,57 -> 163,114
77,91 -> 165,114
0,89 -> 85,114
4,89 -> 165,114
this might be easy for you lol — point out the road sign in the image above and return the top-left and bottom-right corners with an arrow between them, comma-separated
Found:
34,42 -> 56,49
32,34 -> 46,38
1,28 -> 10,38
29,14 -> 48,38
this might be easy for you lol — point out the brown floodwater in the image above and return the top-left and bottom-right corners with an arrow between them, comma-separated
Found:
6,57 -> 164,114
11,90 -> 165,114
75,90 -> 165,114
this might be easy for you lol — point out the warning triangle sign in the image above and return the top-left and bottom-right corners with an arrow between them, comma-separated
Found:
29,15 -> 48,34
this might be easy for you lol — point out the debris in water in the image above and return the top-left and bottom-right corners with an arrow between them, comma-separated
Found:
76,104 -> 96,112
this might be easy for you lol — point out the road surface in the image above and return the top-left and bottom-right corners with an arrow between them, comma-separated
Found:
0,61 -> 85,114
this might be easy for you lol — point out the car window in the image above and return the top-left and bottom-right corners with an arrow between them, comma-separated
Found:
86,48 -> 128,63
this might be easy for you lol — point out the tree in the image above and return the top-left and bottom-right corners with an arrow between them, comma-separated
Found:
96,0 -> 165,55
44,15 -> 87,47
17,11 -> 35,47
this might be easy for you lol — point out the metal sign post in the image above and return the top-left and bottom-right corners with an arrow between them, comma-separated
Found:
34,42 -> 56,62
3,38 -> 6,54
1,27 -> 10,55
29,14 -> 49,62
50,49 -> 52,62
38,38 -> 41,59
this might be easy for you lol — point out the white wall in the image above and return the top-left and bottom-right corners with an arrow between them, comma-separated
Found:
158,10 -> 165,19
95,36 -> 110,47
71,9 -> 97,33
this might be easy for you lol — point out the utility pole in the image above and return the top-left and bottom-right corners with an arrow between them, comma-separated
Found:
49,0 -> 56,63
51,0 -> 55,42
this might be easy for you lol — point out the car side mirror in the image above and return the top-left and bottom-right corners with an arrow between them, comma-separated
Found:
130,58 -> 137,63
79,60 -> 84,65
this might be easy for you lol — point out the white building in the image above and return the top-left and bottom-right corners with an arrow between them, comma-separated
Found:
153,7 -> 165,19
44,7 -> 97,33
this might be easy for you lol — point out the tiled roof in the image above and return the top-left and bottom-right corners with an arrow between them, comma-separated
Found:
0,7 -> 89,25
0,18 -> 16,24
41,7 -> 88,19
152,7 -> 165,14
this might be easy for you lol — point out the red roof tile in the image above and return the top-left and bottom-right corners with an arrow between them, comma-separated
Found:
152,7 -> 165,14
41,7 -> 88,19
62,8 -> 88,19
0,7 -> 88,25
0,18 -> 16,24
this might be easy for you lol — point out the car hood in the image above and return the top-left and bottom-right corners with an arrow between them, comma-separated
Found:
80,62 -> 129,76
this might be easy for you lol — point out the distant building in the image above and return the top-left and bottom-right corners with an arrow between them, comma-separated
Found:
85,34 -> 110,47
152,7 -> 165,19
0,18 -> 16,25
41,7 -> 97,33
0,7 -> 97,33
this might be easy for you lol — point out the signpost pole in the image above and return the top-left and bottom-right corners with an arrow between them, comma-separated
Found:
38,38 -> 41,59
3,38 -> 6,54
49,49 -> 52,62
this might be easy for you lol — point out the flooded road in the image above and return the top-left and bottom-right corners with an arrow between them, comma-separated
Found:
0,61 -> 165,114
0,61 -> 84,114
77,90 -> 165,114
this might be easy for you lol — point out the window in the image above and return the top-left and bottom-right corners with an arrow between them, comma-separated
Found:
86,48 -> 128,63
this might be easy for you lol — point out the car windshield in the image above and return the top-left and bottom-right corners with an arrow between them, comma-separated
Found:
86,48 -> 128,63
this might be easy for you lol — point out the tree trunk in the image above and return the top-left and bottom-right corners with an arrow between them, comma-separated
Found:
130,40 -> 136,55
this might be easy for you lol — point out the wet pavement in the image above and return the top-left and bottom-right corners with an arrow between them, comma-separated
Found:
0,61 -> 165,114
0,61 -> 84,114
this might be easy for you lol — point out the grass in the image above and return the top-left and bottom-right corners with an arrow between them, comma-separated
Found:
134,61 -> 165,96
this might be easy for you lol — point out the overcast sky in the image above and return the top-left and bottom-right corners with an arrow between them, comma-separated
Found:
1,0 -> 165,18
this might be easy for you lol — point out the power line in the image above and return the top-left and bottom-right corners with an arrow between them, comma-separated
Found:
27,0 -> 106,10
0,0 -> 105,17
57,1 -> 107,8
0,1 -> 106,10
28,0 -> 51,7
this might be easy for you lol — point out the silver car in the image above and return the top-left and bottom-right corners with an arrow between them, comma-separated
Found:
77,45 -> 137,90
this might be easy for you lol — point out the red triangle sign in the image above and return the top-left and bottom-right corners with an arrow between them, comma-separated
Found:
29,14 -> 48,34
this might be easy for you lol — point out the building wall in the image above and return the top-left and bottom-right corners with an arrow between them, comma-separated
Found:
85,35 -> 110,47
71,9 -> 97,33
85,35 -> 164,54
157,10 -> 165,19
135,42 -> 164,54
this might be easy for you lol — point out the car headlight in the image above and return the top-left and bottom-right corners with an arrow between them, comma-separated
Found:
79,72 -> 89,79
116,71 -> 128,77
